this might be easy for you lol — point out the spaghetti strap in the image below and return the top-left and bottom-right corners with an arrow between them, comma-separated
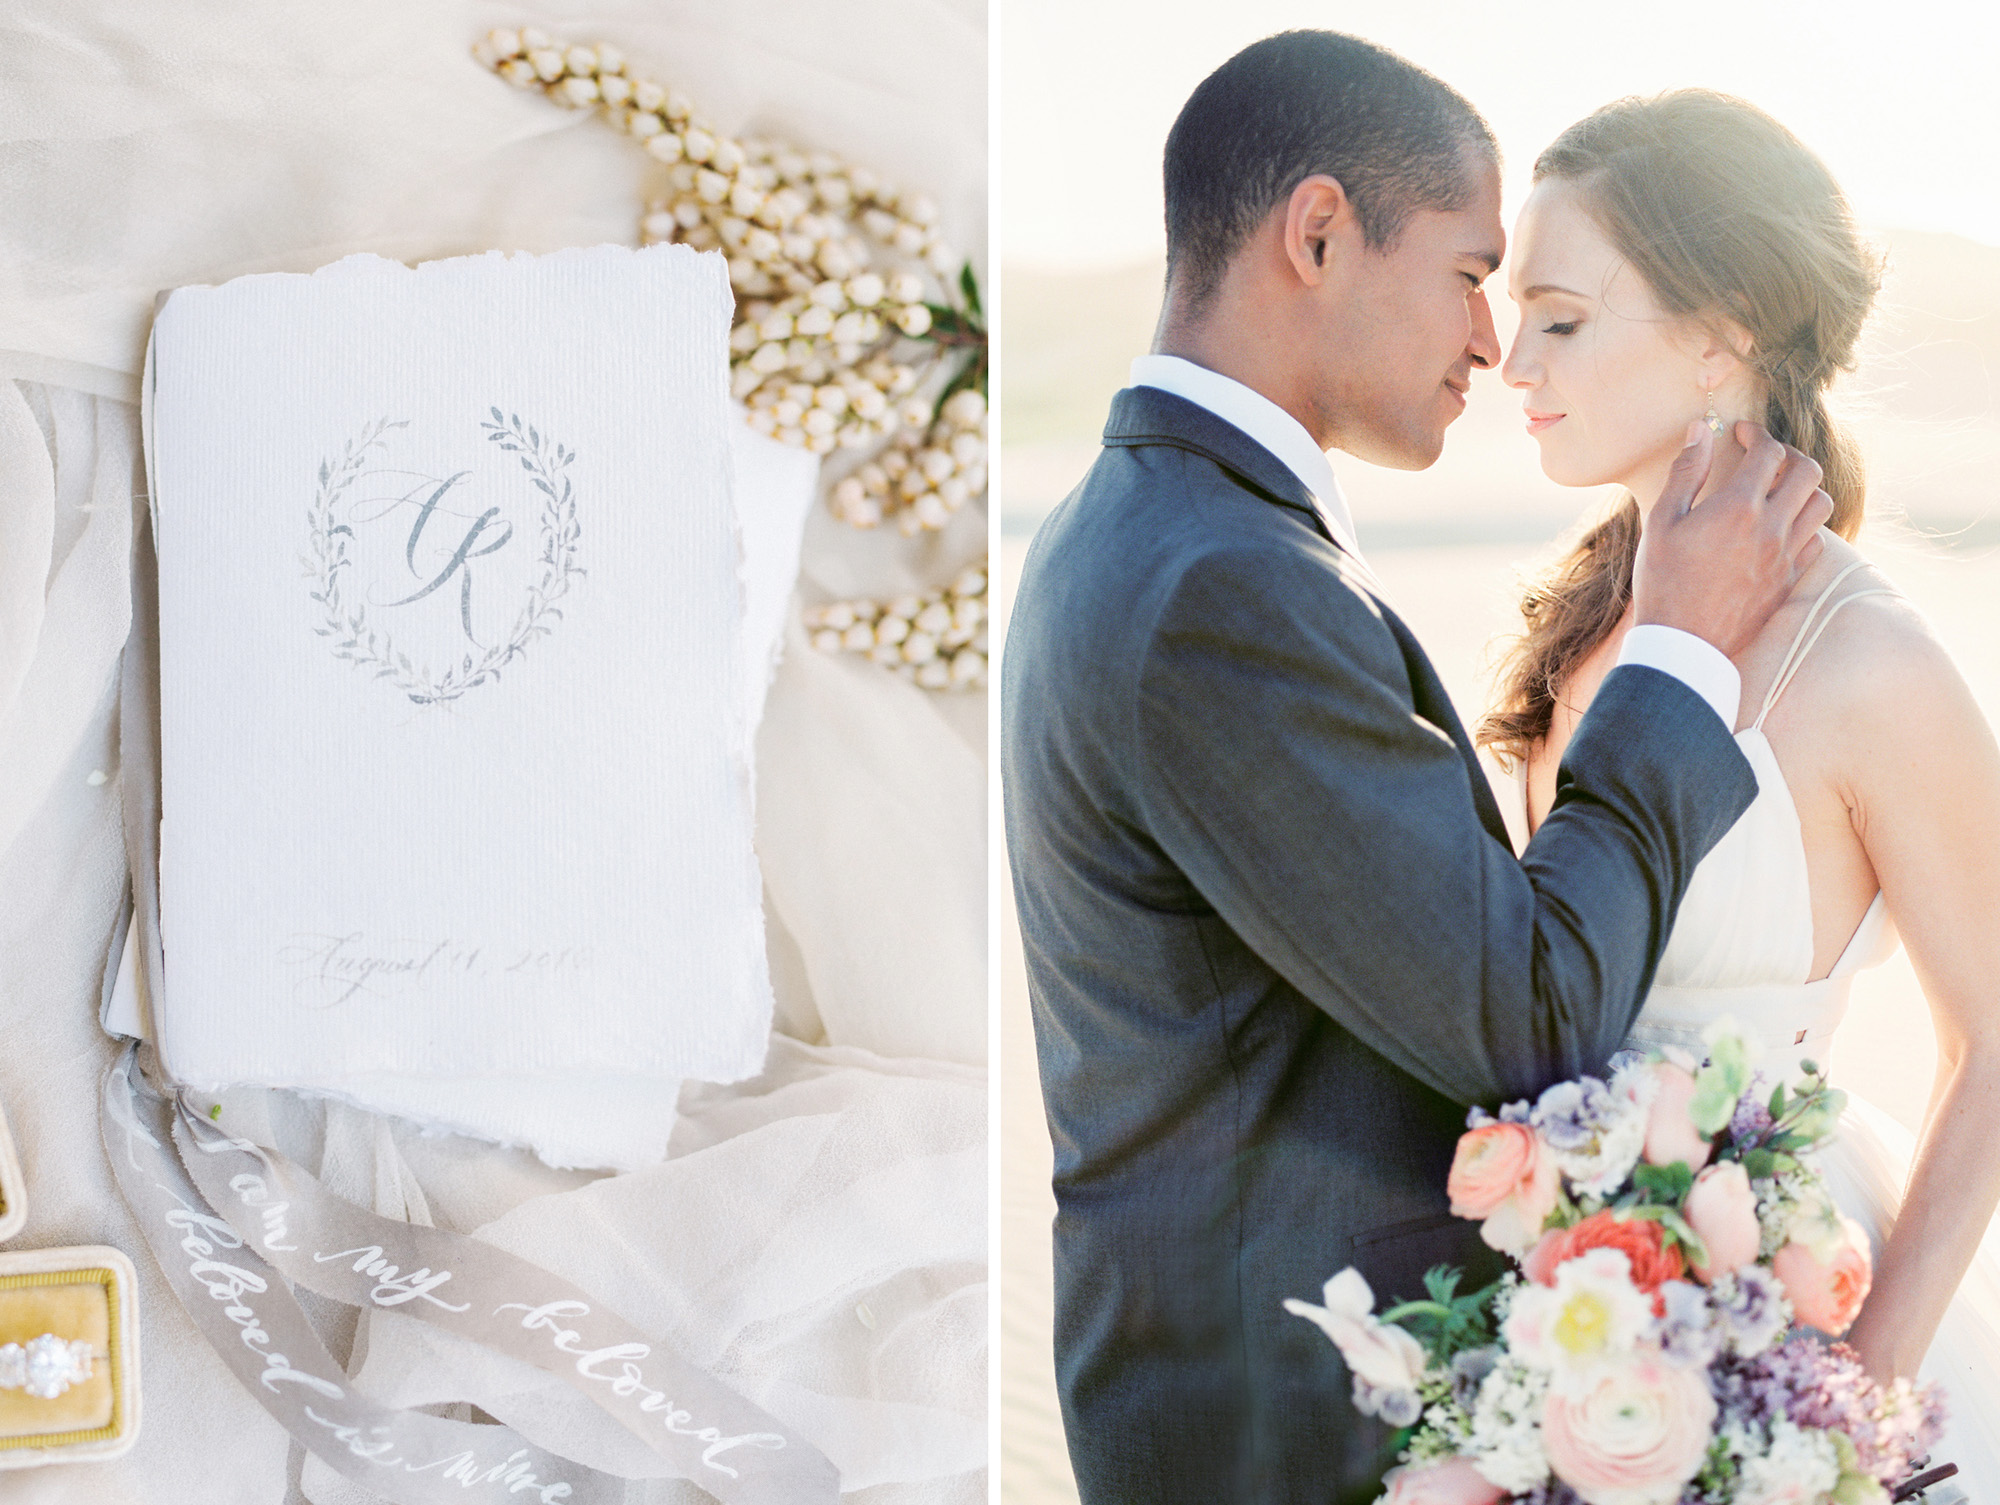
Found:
1753,560 -> 1899,729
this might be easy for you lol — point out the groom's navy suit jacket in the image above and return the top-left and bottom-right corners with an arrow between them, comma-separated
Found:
1002,386 -> 1759,1504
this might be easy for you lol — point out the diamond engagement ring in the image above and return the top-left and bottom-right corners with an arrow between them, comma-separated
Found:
0,1334 -> 94,1399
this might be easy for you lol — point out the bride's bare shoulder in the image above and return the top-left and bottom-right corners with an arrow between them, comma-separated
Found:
1800,538 -> 1986,749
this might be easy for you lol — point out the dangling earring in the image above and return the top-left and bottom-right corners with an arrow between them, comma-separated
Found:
1705,391 -> 1724,436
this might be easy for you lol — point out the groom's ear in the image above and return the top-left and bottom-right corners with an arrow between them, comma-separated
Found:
1282,175 -> 1355,289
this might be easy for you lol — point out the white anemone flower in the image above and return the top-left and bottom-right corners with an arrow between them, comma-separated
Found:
1283,1268 -> 1430,1394
1502,1247 -> 1656,1384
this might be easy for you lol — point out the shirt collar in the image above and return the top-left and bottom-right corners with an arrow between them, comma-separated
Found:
1129,353 -> 1361,560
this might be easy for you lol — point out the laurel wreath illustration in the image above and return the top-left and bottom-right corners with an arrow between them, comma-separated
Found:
305,412 -> 584,705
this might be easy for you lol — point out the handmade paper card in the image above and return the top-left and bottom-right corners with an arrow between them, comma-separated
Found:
150,245 -> 773,1100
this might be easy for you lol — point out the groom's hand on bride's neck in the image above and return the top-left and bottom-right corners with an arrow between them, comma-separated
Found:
1632,421 -> 1834,661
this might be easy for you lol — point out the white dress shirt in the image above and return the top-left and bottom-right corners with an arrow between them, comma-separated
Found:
1128,353 -> 1741,731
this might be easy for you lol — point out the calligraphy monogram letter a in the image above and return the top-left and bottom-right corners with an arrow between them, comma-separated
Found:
306,413 -> 584,707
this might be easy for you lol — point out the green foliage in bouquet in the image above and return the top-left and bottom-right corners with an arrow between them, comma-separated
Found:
1379,1266 -> 1503,1366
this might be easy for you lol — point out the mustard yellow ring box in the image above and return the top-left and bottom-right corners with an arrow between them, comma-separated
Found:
0,1104 -> 23,1243
0,1246 -> 140,1468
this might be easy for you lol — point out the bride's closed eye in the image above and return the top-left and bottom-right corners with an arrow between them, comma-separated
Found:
1542,320 -> 1581,336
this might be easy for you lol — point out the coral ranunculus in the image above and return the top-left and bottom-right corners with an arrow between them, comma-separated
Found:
1448,1122 -> 1539,1218
1379,1457 -> 1508,1505
1523,1210 -> 1685,1304
1543,1351 -> 1717,1505
1772,1218 -> 1874,1335
1449,1121 -> 1559,1254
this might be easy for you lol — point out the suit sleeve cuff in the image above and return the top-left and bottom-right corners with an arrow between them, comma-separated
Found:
1616,625 -> 1741,731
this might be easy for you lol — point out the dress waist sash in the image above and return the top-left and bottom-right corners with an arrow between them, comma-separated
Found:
1622,976 -> 1851,1076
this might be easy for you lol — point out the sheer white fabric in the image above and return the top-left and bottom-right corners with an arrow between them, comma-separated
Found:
1623,567 -> 1998,1492
0,1 -> 986,1498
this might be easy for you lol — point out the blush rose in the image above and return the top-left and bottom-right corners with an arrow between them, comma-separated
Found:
1641,1061 -> 1713,1172
1682,1162 -> 1761,1282
1379,1457 -> 1508,1505
1773,1217 -> 1873,1335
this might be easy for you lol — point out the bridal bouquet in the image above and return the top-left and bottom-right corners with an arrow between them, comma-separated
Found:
1288,1023 -> 1947,1505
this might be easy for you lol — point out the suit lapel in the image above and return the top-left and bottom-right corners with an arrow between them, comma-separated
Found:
1103,386 -> 1330,542
1104,386 -> 1513,850
1374,601 -> 1513,849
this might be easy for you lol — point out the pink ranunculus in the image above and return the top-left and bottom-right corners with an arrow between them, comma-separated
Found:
1523,1227 -> 1564,1286
1379,1457 -> 1508,1505
1641,1062 -> 1713,1172
1772,1217 -> 1873,1335
1449,1122 -> 1560,1254
1682,1161 -> 1761,1282
1543,1350 -> 1718,1505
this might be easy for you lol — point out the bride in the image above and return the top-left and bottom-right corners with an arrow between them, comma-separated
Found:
1482,90 -> 2000,1486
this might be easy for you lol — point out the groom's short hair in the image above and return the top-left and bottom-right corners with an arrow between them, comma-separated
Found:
1165,31 -> 1496,307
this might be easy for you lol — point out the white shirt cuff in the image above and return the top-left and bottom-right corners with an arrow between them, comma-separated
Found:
1616,625 -> 1742,731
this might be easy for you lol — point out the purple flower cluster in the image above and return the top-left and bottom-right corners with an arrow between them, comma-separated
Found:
1729,1083 -> 1775,1146
1466,1100 -> 1533,1129
1530,1076 -> 1613,1153
1710,1266 -> 1790,1357
1351,1373 -> 1421,1428
1448,1346 -> 1498,1411
1713,1335 -> 1948,1484
1655,1281 -> 1721,1368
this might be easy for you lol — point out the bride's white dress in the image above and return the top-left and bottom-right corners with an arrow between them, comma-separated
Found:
1616,559 -> 2000,1490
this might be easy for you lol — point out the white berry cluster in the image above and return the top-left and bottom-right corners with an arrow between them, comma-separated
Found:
826,388 -> 987,535
474,30 -> 986,527
802,564 -> 988,691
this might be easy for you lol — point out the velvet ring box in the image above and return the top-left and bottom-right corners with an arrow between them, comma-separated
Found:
0,1246 -> 141,1468
0,1106 -> 21,1243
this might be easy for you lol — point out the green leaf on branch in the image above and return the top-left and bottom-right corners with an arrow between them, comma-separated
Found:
1689,1033 -> 1754,1136
1739,1147 -> 1777,1180
1769,1083 -> 1788,1119
1631,1161 -> 1696,1206
959,260 -> 982,320
924,304 -> 974,337
1688,1079 -> 1737,1137
1654,1207 -> 1710,1270
929,348 -> 988,429
1423,1267 -> 1463,1306
1786,1089 -> 1846,1144
1380,1265 -> 1500,1362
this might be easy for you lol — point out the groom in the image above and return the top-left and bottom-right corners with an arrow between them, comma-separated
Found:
1002,30 -> 1832,1505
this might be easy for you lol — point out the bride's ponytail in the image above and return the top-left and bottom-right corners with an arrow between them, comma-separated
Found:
1478,91 -> 1881,767
1766,357 -> 1867,542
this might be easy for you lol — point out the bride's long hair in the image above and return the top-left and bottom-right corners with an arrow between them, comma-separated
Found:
1478,91 -> 1882,766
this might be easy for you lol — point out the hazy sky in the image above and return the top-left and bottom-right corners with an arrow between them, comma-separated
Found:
1001,0 -> 2000,269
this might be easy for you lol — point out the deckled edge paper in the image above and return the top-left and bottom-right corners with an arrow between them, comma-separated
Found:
147,246 -> 775,1117
124,258 -> 821,1167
